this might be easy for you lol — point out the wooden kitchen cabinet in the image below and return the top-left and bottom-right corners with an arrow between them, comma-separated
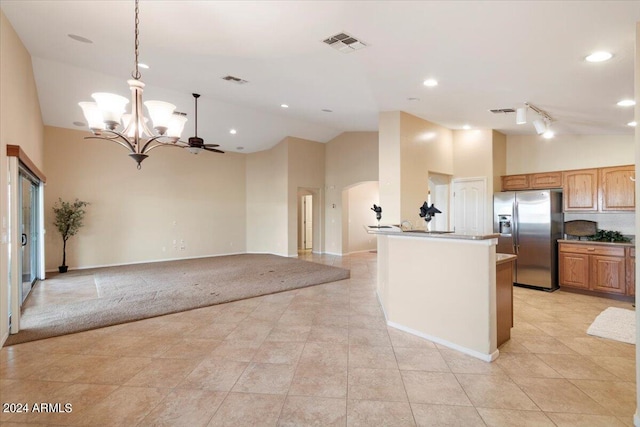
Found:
501,172 -> 562,191
559,251 -> 590,289
627,247 -> 636,296
600,165 -> 635,211
502,174 -> 529,191
559,242 -> 629,297
590,255 -> 626,294
562,169 -> 598,211
530,172 -> 562,189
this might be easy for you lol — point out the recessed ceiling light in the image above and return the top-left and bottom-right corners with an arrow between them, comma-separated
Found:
617,99 -> 636,107
138,63 -> 149,69
72,121 -> 86,127
280,104 -> 289,108
321,109 -> 333,113
628,121 -> 637,127
229,129 -> 237,135
68,34 -> 93,44
585,51 -> 612,62
462,125 -> 471,130
423,79 -> 438,87
236,146 -> 244,150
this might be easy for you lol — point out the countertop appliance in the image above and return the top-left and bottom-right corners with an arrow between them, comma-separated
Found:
494,190 -> 563,290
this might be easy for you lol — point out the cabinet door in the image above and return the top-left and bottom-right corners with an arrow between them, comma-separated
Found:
600,165 -> 635,211
502,174 -> 530,191
627,248 -> 636,296
530,172 -> 562,189
563,169 -> 598,211
590,255 -> 626,294
559,252 -> 590,289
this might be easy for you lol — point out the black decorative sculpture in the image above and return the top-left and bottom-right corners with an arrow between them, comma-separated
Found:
371,204 -> 382,227
419,201 -> 441,226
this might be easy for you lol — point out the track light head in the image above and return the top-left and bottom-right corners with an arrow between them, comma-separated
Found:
516,107 -> 527,124
533,119 -> 546,135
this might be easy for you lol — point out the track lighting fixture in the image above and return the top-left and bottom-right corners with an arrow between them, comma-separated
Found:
516,107 -> 527,124
524,102 -> 555,138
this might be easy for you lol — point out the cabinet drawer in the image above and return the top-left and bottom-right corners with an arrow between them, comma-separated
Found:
559,243 -> 625,257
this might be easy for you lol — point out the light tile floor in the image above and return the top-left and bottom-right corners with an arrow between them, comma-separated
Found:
0,252 -> 636,426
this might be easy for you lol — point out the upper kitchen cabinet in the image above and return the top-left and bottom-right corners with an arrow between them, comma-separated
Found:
599,165 -> 635,211
501,172 -> 562,191
563,169 -> 598,211
501,174 -> 529,190
530,172 -> 562,189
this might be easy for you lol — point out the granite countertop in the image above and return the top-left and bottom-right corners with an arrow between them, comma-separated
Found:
496,253 -> 517,265
558,239 -> 634,247
365,226 -> 499,241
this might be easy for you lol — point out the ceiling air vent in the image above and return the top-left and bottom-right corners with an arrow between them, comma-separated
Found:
322,32 -> 367,53
489,108 -> 516,114
222,75 -> 248,85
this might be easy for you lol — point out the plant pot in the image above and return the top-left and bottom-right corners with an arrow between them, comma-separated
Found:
58,265 -> 68,273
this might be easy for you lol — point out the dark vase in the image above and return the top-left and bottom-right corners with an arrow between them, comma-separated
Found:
58,265 -> 68,273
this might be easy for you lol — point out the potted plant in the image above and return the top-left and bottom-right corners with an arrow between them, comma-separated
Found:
53,198 -> 89,273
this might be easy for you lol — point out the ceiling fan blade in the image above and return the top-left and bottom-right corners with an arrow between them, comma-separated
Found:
203,143 -> 220,148
203,147 -> 225,153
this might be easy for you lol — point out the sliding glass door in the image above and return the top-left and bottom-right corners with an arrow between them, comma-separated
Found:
19,170 -> 40,303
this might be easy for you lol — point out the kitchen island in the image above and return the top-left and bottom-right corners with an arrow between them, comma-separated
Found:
369,228 -> 510,361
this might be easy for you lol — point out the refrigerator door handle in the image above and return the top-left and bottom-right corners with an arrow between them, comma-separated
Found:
513,200 -> 519,254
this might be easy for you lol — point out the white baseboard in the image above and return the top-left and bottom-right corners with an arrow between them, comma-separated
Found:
322,251 -> 344,256
346,249 -> 377,255
386,321 -> 499,362
45,251 -> 247,273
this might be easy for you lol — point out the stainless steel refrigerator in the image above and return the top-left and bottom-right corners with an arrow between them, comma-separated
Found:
494,190 -> 563,290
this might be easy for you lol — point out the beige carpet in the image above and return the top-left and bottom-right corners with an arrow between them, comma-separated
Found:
4,254 -> 349,346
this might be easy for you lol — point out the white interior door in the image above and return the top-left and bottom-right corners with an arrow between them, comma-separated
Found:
452,178 -> 486,235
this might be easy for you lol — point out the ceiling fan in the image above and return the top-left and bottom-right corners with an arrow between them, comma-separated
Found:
186,93 -> 224,154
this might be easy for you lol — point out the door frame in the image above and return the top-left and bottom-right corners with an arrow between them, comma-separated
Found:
5,146 -> 46,335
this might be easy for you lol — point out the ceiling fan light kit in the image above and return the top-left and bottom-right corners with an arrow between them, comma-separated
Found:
77,0 -> 222,169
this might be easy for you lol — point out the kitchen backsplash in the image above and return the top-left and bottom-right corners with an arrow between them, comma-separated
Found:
564,212 -> 635,239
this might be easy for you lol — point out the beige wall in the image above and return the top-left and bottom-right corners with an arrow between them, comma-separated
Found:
246,140 -> 288,256
400,112 -> 454,227
44,126 -> 246,270
379,112 -> 402,224
325,131 -> 379,254
379,111 -> 455,227
453,129 -> 499,232
506,134 -> 634,174
286,137 -> 325,256
246,136 -> 325,257
345,181 -> 379,254
492,130 -> 507,193
1,10 -> 45,343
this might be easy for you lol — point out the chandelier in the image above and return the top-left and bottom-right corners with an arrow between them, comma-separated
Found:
78,0 -> 191,169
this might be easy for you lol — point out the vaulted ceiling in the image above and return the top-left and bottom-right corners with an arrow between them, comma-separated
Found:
2,1 -> 638,152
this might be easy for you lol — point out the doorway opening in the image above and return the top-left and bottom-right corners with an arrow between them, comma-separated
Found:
300,194 -> 313,252
341,181 -> 379,255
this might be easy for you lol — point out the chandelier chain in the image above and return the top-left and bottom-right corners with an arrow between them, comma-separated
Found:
132,0 -> 141,80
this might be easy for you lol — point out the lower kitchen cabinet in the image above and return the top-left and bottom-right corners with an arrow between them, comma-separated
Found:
559,252 -> 589,289
590,255 -> 626,294
559,242 -> 632,297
